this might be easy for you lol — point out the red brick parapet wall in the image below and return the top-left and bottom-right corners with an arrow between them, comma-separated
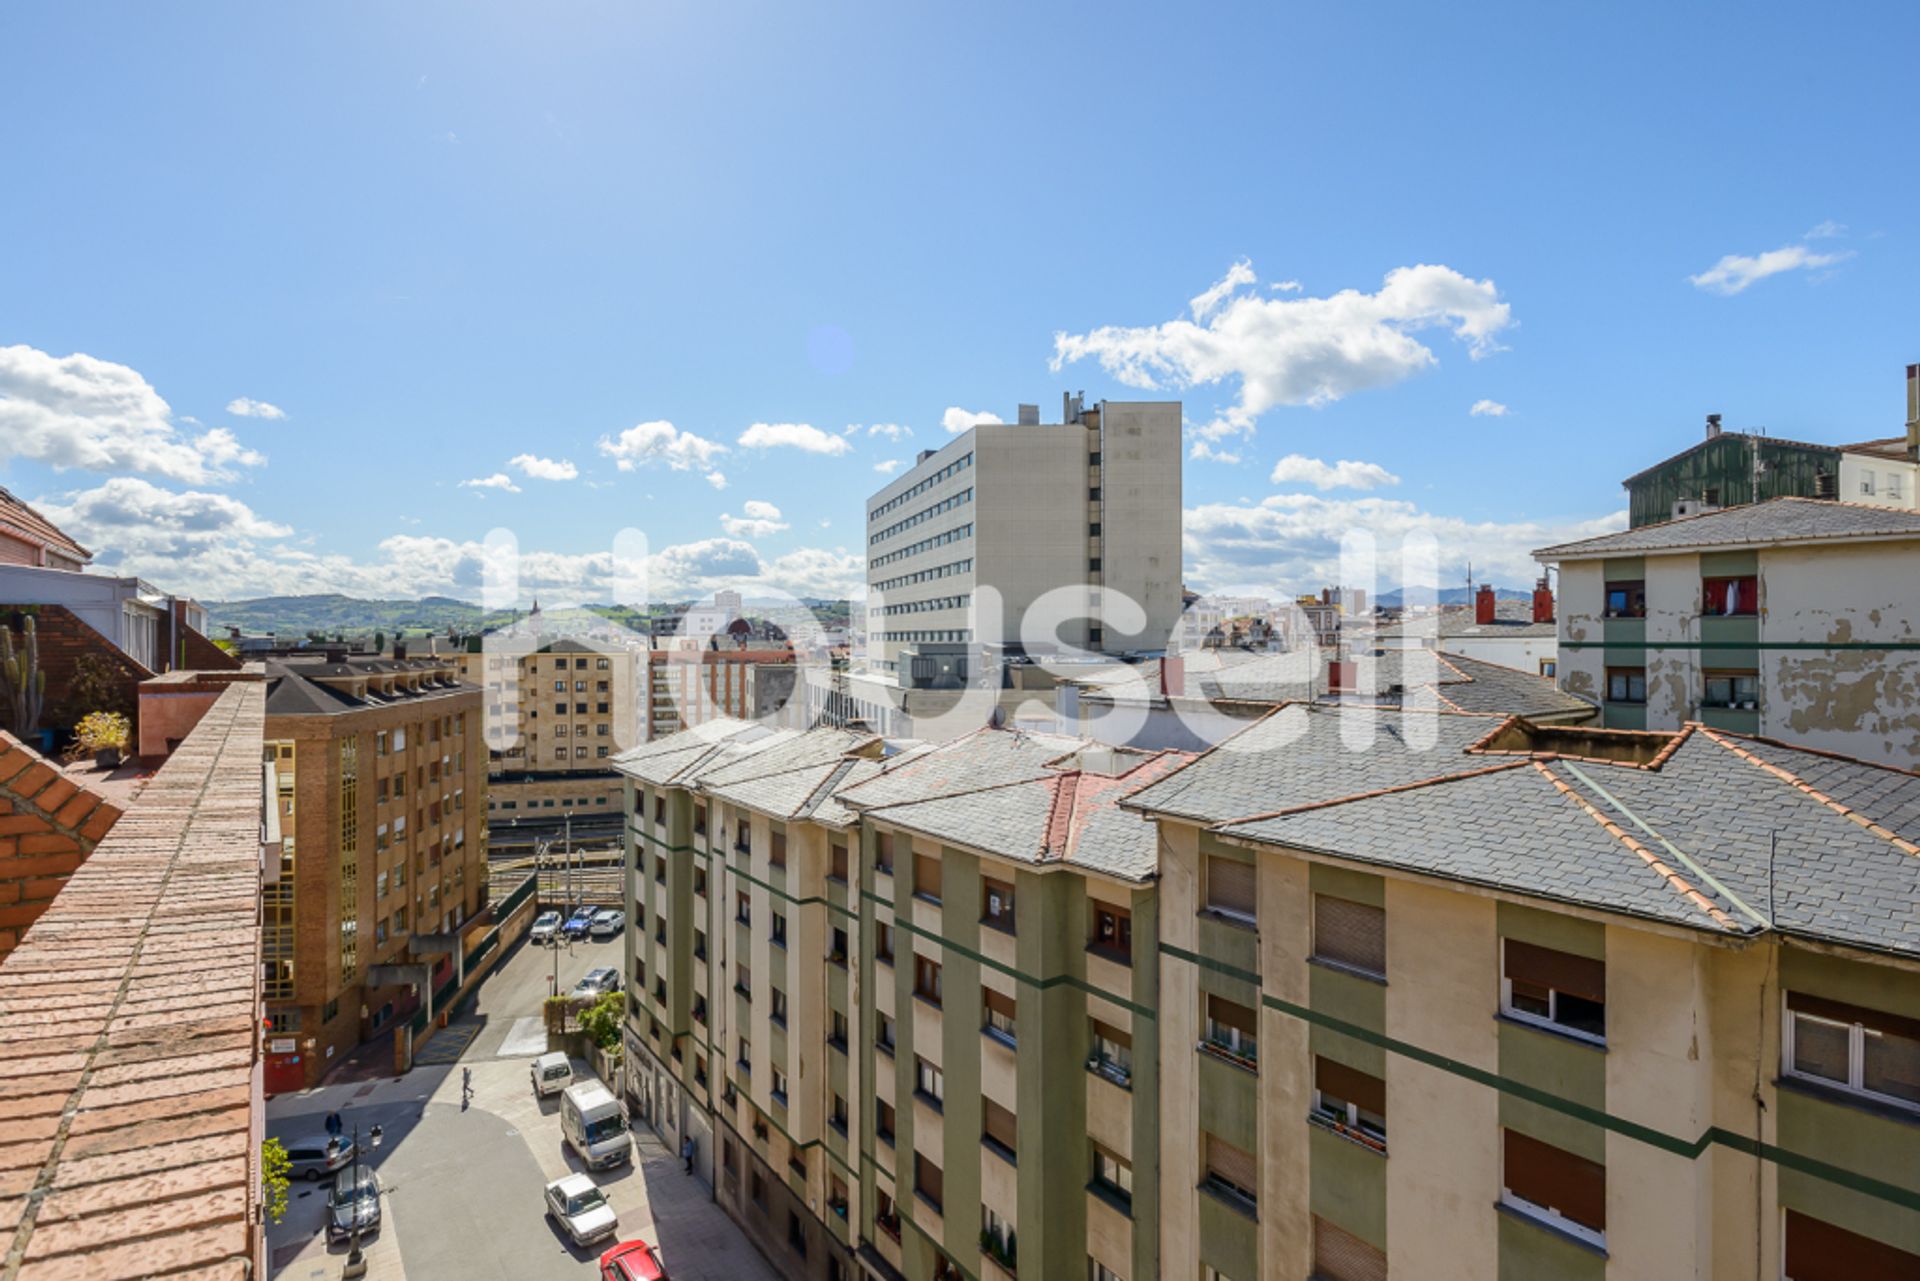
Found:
0,679 -> 266,1281
0,737 -> 125,964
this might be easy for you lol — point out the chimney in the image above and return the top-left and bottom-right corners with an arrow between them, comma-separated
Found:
1906,364 -> 1919,462
1475,583 -> 1497,625
1327,659 -> 1353,693
1706,413 -> 1723,440
1532,575 -> 1554,624
393,641 -> 407,661
1159,655 -> 1185,699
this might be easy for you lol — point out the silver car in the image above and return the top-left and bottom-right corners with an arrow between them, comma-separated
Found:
587,909 -> 625,940
544,1172 -> 618,1247
326,1165 -> 382,1243
284,1135 -> 354,1182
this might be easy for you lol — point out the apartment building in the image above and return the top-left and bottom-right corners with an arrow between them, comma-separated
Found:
1376,583 -> 1560,678
644,642 -> 797,741
262,652 -> 488,1091
861,397 -> 1182,691
619,721 -> 1192,1281
459,637 -> 641,821
1535,496 -> 1920,766
1128,704 -> 1920,1281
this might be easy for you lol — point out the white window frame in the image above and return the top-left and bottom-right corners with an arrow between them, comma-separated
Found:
1499,941 -> 1606,1047
1781,998 -> 1920,1115
1500,1185 -> 1606,1251
1310,1086 -> 1386,1147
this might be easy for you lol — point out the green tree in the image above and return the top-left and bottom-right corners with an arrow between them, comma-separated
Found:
578,990 -> 624,1050
261,1137 -> 290,1225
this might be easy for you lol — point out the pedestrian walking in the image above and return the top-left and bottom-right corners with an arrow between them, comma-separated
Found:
461,1066 -> 472,1107
681,1134 -> 694,1174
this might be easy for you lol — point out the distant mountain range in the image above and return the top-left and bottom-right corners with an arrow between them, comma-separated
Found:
205,593 -> 853,638
1372,586 -> 1532,608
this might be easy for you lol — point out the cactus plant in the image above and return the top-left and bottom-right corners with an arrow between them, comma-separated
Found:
0,616 -> 45,738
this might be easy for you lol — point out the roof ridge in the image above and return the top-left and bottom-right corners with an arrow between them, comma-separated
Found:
1697,727 -> 1920,857
1041,771 -> 1080,861
1704,726 -> 1920,778
860,773 -> 1043,814
1212,759 -> 1532,827
1531,761 -> 1741,930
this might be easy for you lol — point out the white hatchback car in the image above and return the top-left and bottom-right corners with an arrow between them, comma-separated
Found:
544,1172 -> 618,1247
530,910 -> 563,945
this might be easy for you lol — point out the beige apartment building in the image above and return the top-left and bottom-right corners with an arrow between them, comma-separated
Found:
262,652 -> 488,1091
644,643 -> 797,741
459,637 -> 641,822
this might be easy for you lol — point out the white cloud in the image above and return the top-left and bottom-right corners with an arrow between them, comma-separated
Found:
0,343 -> 269,483
1269,454 -> 1400,491
865,422 -> 912,440
737,422 -> 853,456
706,471 -> 729,491
1052,260 -> 1512,440
1469,399 -> 1509,417
941,407 -> 1003,434
597,420 -> 728,475
1184,492 -> 1625,596
873,459 -> 905,475
460,473 -> 521,493
1189,440 -> 1242,465
1804,220 -> 1846,240
1689,239 -> 1853,295
225,397 -> 286,420
721,499 -> 790,538
508,453 -> 578,481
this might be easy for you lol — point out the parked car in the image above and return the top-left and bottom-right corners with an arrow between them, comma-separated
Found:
545,1172 -> 618,1247
284,1135 -> 354,1182
560,1080 -> 631,1169
587,909 -> 625,940
572,967 -> 622,998
599,1238 -> 669,1280
530,1050 -> 574,1098
326,1165 -> 382,1243
561,906 -> 598,940
530,910 -> 563,944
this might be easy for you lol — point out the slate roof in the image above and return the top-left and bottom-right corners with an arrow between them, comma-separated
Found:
610,718 -> 785,787
1534,497 -> 1920,560
1135,704 -> 1920,957
1428,653 -> 1593,719
835,727 -> 1084,809
262,658 -> 474,717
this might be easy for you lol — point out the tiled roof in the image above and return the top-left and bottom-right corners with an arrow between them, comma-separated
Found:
610,719 -> 783,787
1534,497 -> 1920,560
1142,703 -> 1920,956
0,679 -> 266,1280
1428,653 -> 1593,719
0,487 -> 90,566
835,727 -> 1084,810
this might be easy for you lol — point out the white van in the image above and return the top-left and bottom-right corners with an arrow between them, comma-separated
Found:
530,1051 -> 573,1098
560,1080 -> 630,1169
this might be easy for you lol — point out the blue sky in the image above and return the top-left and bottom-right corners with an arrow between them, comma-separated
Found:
2,1 -> 1914,605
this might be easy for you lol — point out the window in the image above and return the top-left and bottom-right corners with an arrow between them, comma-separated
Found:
1204,854 -> 1257,924
1702,669 -> 1760,710
694,804 -> 707,838
770,988 -> 787,1026
1202,994 -> 1259,1068
771,1068 -> 788,1104
1090,1143 -> 1132,1205
1202,1132 -> 1257,1211
1312,894 -> 1386,978
750,1170 -> 766,1208
1502,939 -> 1606,1043
1539,658 -> 1557,679
982,1206 -> 1014,1268
876,1013 -> 897,1055
770,830 -> 787,869
735,891 -> 751,925
875,1188 -> 900,1238
914,955 -> 943,1006
1702,574 -> 1757,616
1089,1262 -> 1123,1281
914,1153 -> 943,1212
1605,666 -> 1647,704
875,831 -> 895,876
1312,1215 -> 1387,1281
914,1055 -> 944,1106
1089,1020 -> 1132,1086
654,855 -> 667,884
981,1096 -> 1017,1161
828,926 -> 849,966
1784,1208 -> 1920,1279
1604,579 -> 1645,618
876,1097 -> 896,1144
1310,1056 -> 1387,1151
1861,470 -> 1878,496
828,1009 -> 848,1050
737,1036 -> 751,1070
1089,901 -> 1132,962
829,841 -> 848,882
1784,991 -> 1920,1110
875,922 -> 896,964
981,876 -> 1016,931
735,965 -> 751,998
982,987 -> 1016,1046
1501,1128 -> 1605,1248
913,852 -> 941,902
771,912 -> 787,948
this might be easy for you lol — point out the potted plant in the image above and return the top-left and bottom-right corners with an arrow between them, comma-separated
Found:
72,711 -> 131,769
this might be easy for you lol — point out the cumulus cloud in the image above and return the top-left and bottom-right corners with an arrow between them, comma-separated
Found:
862,423 -> 912,440
736,422 -> 853,456
225,397 -> 286,419
597,420 -> 728,475
1189,440 -> 1242,465
509,453 -> 578,481
1469,399 -> 1510,417
705,471 -> 729,491
941,407 -> 1003,434
1051,260 -> 1512,441
460,473 -> 521,493
720,499 -> 791,538
0,344 -> 269,482
35,478 -> 291,577
1269,454 -> 1400,491
873,459 -> 905,475
1689,231 -> 1853,295
1184,493 -> 1625,596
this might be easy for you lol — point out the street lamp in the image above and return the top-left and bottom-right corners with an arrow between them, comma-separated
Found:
341,1122 -> 384,1279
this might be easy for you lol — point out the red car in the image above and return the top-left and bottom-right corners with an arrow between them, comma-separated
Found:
599,1239 -> 667,1281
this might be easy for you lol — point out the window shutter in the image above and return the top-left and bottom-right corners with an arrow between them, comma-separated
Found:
1503,1129 -> 1605,1232
1206,856 -> 1257,918
982,1098 -> 1017,1153
1207,994 -> 1258,1036
1313,1215 -> 1388,1281
1503,939 -> 1605,1004
916,1155 -> 944,1206
1314,895 -> 1386,975
915,853 -> 941,898
1204,1133 -> 1257,1192
1092,1019 -> 1132,1051
983,988 -> 1016,1022
1787,990 -> 1920,1042
1785,1209 -> 1920,1281
1315,1056 -> 1386,1116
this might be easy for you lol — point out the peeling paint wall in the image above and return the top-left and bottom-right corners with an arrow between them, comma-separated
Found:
1558,561 -> 1606,705
1645,557 -> 1701,728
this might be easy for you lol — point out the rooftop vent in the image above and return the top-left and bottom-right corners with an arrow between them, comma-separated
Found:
1705,413 -> 1722,439
1017,403 -> 1040,426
